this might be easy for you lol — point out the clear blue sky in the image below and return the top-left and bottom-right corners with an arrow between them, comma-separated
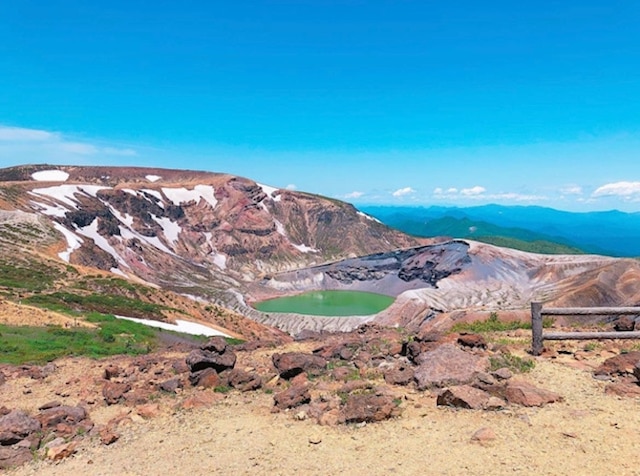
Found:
1,1 -> 640,211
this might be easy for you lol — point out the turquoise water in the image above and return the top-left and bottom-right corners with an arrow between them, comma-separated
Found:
253,290 -> 394,316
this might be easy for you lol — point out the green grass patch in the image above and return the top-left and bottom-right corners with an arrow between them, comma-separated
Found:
0,261 -> 59,291
0,316 -> 155,364
489,352 -> 535,373
450,312 -> 553,333
24,292 -> 175,318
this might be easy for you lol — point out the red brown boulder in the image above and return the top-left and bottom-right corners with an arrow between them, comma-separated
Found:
273,385 -> 311,410
504,381 -> 562,407
272,352 -> 327,380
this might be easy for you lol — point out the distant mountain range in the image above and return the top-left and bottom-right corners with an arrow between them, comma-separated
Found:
359,205 -> 640,257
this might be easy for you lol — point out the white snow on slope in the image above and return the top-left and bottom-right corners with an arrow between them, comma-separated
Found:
119,225 -> 175,255
142,189 -> 164,203
115,315 -> 230,337
146,175 -> 161,182
32,170 -> 69,182
30,201 -> 68,217
53,223 -> 83,262
292,243 -> 319,253
357,211 -> 382,224
162,185 -> 217,208
30,185 -> 109,208
109,206 -> 135,227
258,183 -> 282,202
212,252 -> 227,269
153,215 -> 181,244
77,218 -> 127,266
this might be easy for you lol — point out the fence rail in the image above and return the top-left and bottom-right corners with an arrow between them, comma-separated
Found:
531,302 -> 640,355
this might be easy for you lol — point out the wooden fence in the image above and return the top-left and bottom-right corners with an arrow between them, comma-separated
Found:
531,302 -> 640,356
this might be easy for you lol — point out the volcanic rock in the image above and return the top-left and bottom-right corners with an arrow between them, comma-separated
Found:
614,317 -> 635,332
457,333 -> 487,349
605,381 -> 640,398
159,377 -> 183,393
342,394 -> 400,423
272,352 -> 327,380
102,382 -> 131,405
0,446 -> 33,469
436,385 -> 491,410
414,344 -> 488,389
594,351 -> 640,378
186,348 -> 237,373
273,385 -> 311,410
0,410 -> 41,446
37,405 -> 87,431
226,369 -> 262,392
383,365 -> 414,386
504,381 -> 562,407
200,336 -> 228,353
189,368 -> 220,388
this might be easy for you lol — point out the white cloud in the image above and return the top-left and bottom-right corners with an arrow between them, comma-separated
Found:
460,186 -> 486,196
0,126 -> 56,142
392,186 -> 415,197
285,184 -> 297,190
593,181 -> 640,199
560,185 -> 583,195
446,187 -> 458,194
0,124 -> 138,163
344,191 -> 364,199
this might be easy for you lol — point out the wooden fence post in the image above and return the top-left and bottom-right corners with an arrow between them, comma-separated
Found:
531,301 -> 543,356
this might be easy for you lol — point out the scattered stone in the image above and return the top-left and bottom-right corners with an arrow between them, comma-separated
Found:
273,385 -> 311,410
37,405 -> 87,431
0,410 -> 41,446
342,394 -> 400,423
0,446 -> 33,469
605,382 -> 640,398
136,404 -> 161,419
614,317 -> 635,332
272,353 -> 327,379
46,440 -> 77,461
226,369 -> 262,392
159,377 -> 183,393
504,381 -> 562,407
189,368 -> 220,389
414,344 -> 488,389
186,347 -> 237,374
179,391 -> 224,410
102,382 -> 131,405
99,426 -> 120,445
384,365 -> 414,386
436,385 -> 491,410
308,434 -> 322,444
201,336 -> 228,353
594,351 -> 640,378
103,365 -> 122,380
471,427 -> 496,444
171,360 -> 190,374
492,368 -> 513,380
458,333 -> 487,349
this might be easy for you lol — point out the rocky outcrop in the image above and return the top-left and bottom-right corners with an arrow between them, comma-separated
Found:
414,344 -> 488,389
342,393 -> 400,424
273,384 -> 311,410
272,352 -> 327,380
504,381 -> 563,407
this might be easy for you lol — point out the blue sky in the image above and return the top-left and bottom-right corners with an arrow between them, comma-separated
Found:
1,1 -> 640,211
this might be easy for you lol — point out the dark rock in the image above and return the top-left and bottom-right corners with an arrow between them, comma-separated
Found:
38,401 -> 61,411
342,394 -> 400,423
226,369 -> 262,392
103,365 -> 122,380
189,368 -> 220,388
99,426 -> 120,445
594,351 -> 640,377
186,348 -> 237,373
605,381 -> 640,397
0,446 -> 32,469
102,382 -> 131,405
272,352 -> 327,380
414,344 -> 488,390
332,366 -> 356,382
457,333 -> 487,349
273,385 -> 311,410
504,381 -> 562,407
614,316 -> 635,332
492,368 -> 514,380
415,330 -> 442,343
436,385 -> 491,410
0,410 -> 41,446
384,365 -> 414,386
37,405 -> 87,430
171,359 -> 190,374
159,378 -> 183,393
200,336 -> 228,353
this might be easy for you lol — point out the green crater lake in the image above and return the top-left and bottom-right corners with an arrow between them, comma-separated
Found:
253,290 -> 394,316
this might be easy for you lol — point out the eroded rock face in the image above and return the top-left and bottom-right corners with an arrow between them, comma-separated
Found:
414,344 -> 488,390
273,385 -> 311,410
0,410 -> 41,446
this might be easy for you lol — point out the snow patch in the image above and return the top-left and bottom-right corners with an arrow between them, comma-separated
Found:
274,219 -> 287,236
53,223 -> 83,262
153,215 -> 181,244
212,252 -> 227,270
142,189 -> 163,202
77,218 -> 127,266
30,184 -> 109,208
119,225 -> 175,255
292,243 -> 319,253
146,175 -> 161,182
110,267 -> 127,277
109,207 -> 135,227
31,170 -> 69,182
161,185 -> 217,208
357,211 -> 382,224
115,315 -> 230,337
30,201 -> 69,217
258,183 -> 281,202
122,188 -> 138,196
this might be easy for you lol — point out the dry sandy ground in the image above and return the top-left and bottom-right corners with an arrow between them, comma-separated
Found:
5,352 -> 640,476
0,300 -> 94,328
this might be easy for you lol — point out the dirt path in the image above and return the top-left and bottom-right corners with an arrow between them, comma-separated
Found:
8,356 -> 640,476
